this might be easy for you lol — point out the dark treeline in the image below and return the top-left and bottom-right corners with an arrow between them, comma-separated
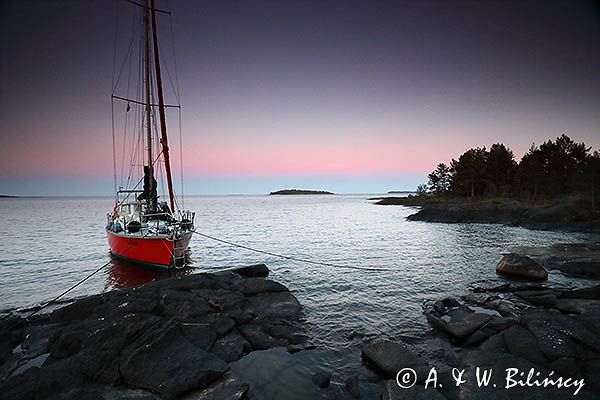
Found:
422,134 -> 600,208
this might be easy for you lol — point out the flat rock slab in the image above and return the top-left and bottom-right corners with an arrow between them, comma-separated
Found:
361,340 -> 430,379
0,265 -> 305,400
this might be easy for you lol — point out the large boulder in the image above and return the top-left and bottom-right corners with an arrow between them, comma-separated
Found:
496,253 -> 548,280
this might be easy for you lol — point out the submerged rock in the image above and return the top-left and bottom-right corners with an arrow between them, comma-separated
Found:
344,375 -> 360,398
311,370 -> 330,388
495,253 -> 548,280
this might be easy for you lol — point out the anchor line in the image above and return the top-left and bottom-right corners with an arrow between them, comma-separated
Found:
190,230 -> 393,272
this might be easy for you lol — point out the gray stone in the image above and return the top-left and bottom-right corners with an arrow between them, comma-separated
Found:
236,278 -> 288,296
238,322 -> 281,350
49,331 -> 83,359
496,253 -> 548,280
478,332 -> 507,352
561,285 -> 600,300
50,295 -> 103,322
361,340 -> 429,379
502,324 -> 547,364
179,323 -> 217,351
120,323 -> 229,398
428,307 -> 492,341
515,289 -> 558,306
210,328 -> 251,363
486,316 -> 517,332
247,292 -> 302,319
233,264 -> 269,278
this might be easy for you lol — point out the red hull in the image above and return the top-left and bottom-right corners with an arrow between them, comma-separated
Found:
107,230 -> 192,269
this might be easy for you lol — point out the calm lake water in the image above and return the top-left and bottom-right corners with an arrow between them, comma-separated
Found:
0,195 -> 596,397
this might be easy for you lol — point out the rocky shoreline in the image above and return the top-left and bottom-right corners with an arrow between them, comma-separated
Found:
372,196 -> 600,233
2,245 -> 599,399
0,265 -> 307,400
361,245 -> 600,399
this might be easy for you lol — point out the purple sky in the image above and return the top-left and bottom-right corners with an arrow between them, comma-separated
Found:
1,0 -> 599,195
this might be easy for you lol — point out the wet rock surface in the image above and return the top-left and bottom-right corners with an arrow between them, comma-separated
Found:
417,281 -> 600,398
0,265 -> 305,400
353,280 -> 600,399
351,241 -> 600,400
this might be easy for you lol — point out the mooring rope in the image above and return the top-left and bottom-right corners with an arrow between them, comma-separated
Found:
191,230 -> 393,272
25,260 -> 113,319
25,233 -> 150,320
19,227 -> 390,323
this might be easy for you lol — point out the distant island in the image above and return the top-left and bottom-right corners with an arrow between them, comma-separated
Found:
269,189 -> 334,195
0,195 -> 18,198
387,190 -> 416,194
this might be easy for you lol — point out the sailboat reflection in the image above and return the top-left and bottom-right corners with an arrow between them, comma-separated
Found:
106,251 -> 194,289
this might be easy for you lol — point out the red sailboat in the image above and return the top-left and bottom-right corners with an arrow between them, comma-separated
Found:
106,0 -> 194,269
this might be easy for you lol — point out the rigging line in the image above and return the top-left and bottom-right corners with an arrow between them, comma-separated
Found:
111,0 -> 119,94
127,32 -> 145,187
155,36 -> 179,105
116,174 -> 144,207
167,6 -> 182,103
111,100 -> 118,199
191,230 -> 394,272
178,107 -> 184,209
160,51 -> 179,104
117,141 -> 163,207
120,18 -> 136,186
150,13 -> 178,104
125,0 -> 171,15
25,233 -> 150,320
112,12 -> 142,95
112,95 -> 180,108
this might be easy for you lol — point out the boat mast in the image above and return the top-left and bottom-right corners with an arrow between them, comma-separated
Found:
150,0 -> 176,212
143,0 -> 156,212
